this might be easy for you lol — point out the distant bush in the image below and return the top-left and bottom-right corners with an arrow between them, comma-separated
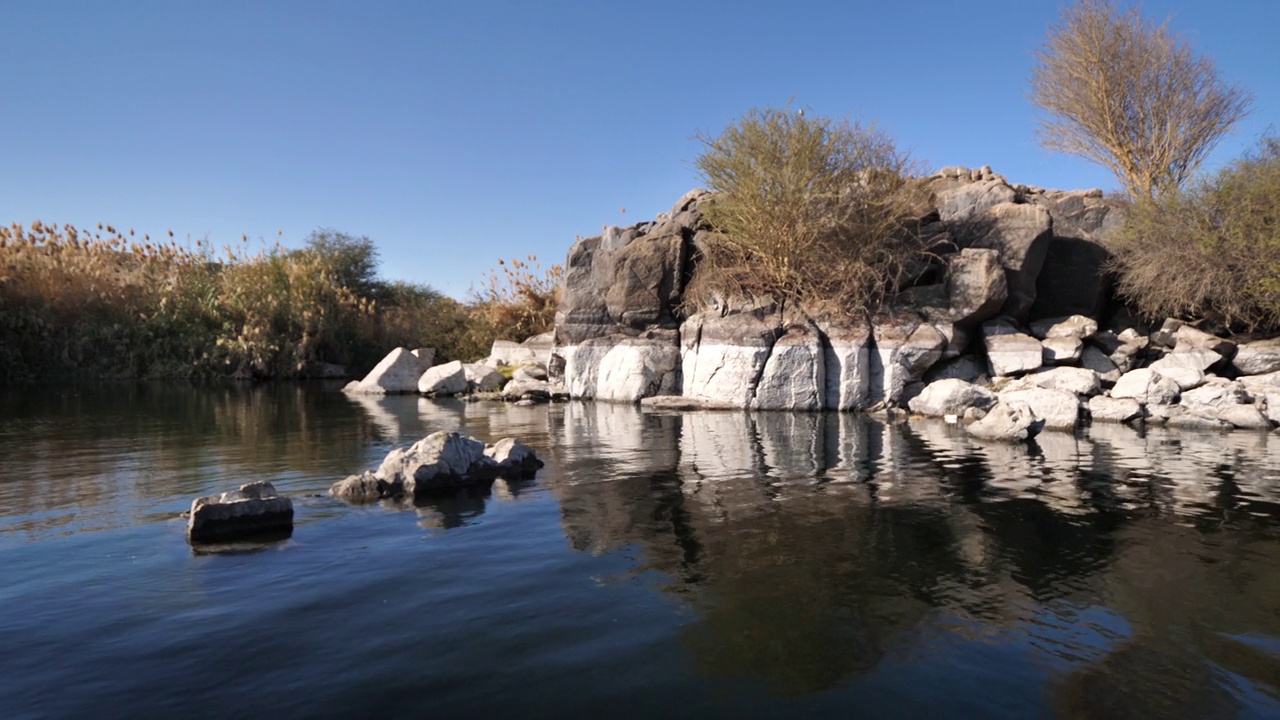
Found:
471,255 -> 563,342
1111,137 -> 1280,330
0,224 -> 490,382
691,107 -> 926,314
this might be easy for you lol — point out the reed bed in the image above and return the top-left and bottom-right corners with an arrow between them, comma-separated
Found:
0,223 -> 484,382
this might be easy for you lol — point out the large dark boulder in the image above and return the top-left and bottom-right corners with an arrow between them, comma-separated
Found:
556,191 -> 707,345
958,203 -> 1053,320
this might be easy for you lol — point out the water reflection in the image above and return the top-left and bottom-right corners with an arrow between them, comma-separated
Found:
541,406 -> 1280,712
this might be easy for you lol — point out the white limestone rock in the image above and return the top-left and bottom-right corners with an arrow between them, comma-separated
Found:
997,388 -> 1081,431
484,438 -> 544,477
1172,325 -> 1235,357
513,364 -> 549,382
869,318 -> 947,408
966,400 -> 1037,441
418,360 -> 468,396
594,341 -> 681,403
1111,369 -> 1180,405
1232,338 -> 1280,376
1030,315 -> 1098,341
503,377 -> 553,400
1087,396 -> 1143,424
818,320 -> 872,411
463,363 -> 506,392
908,379 -> 996,417
983,320 -> 1043,376
349,347 -> 427,394
1041,337 -> 1083,364
681,310 -> 779,409
754,323 -> 825,410
187,481 -> 293,543
1150,348 -> 1222,376
1019,366 -> 1102,397
377,431 -> 493,494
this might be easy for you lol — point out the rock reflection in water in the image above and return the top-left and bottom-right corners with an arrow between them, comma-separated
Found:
544,405 -> 1280,711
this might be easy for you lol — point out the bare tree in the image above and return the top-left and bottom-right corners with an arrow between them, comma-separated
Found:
1030,0 -> 1252,199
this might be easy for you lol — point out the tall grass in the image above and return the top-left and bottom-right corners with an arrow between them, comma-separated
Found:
470,255 -> 563,342
0,223 -> 485,382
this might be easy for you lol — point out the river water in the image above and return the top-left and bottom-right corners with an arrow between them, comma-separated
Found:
1,384 -> 1278,718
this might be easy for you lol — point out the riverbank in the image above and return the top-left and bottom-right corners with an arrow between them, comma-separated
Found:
546,168 -> 1280,439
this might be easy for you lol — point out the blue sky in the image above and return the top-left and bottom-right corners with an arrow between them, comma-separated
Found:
2,1 -> 1276,298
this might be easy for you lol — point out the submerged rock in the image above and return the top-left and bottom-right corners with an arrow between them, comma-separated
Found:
966,400 -> 1037,441
997,387 -> 1081,431
187,481 -> 293,543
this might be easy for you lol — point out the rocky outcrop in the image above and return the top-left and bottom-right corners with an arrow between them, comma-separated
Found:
680,307 -> 782,408
187,481 -> 293,543
1232,338 -> 1280,376
544,169 -> 1280,427
868,314 -> 948,408
983,320 -> 1043,376
556,192 -> 704,346
330,431 -> 544,503
561,332 -> 680,403
463,363 -> 506,392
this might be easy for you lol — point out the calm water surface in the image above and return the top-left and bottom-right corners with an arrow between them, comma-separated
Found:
2,384 -> 1279,718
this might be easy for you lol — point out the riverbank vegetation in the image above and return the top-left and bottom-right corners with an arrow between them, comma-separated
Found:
1111,137 -> 1280,332
0,225 -> 559,382
691,107 -> 927,314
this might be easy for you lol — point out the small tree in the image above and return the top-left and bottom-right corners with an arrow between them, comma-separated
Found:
302,229 -> 382,298
693,107 -> 923,312
1030,0 -> 1251,199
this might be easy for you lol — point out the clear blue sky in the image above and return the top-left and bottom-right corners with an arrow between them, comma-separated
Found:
2,1 -> 1276,298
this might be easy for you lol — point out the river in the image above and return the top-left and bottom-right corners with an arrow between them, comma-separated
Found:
1,384 -> 1278,718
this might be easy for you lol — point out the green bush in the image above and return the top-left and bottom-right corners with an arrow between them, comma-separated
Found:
691,107 -> 926,314
1111,137 -> 1280,330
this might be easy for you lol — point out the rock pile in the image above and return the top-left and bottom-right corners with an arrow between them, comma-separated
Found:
330,431 -> 544,503
550,167 -> 1124,410
543,166 -> 1280,440
906,316 -> 1280,440
343,335 -> 564,404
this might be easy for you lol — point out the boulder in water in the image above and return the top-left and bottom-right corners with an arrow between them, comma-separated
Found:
187,481 -> 293,543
